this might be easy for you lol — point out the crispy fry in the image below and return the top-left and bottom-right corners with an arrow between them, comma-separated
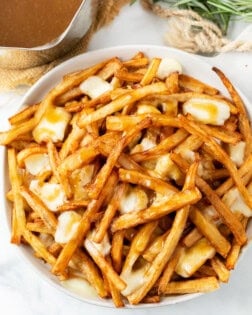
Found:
0,117 -> 36,145
72,250 -> 107,298
111,230 -> 125,274
140,58 -> 161,86
84,239 -> 126,291
22,229 -> 56,266
164,277 -> 219,294
9,104 -> 39,125
213,67 -> 252,157
182,228 -> 202,247
8,148 -> 26,244
158,246 -> 182,294
179,74 -> 219,95
189,207 -> 231,258
20,186 -> 57,231
210,256 -> 230,283
93,184 -> 126,243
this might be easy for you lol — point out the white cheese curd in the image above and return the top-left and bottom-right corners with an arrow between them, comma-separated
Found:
61,278 -> 98,299
222,187 -> 252,217
228,141 -> 246,167
80,75 -> 113,99
24,153 -> 51,175
119,186 -> 148,214
85,231 -> 111,257
55,211 -> 81,244
136,104 -> 160,115
29,180 -> 66,211
156,58 -> 182,80
120,267 -> 148,297
155,153 -> 183,182
130,137 -> 156,154
33,105 -> 71,143
183,98 -> 230,126
175,238 -> 216,278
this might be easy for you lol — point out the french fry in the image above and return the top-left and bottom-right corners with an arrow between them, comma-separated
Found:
179,74 -> 219,95
8,148 -> 26,244
140,58 -> 161,86
189,207 -> 231,258
22,229 -> 56,266
111,230 -> 125,274
131,128 -> 188,162
9,104 -> 39,125
164,277 -> 219,295
93,184 -> 126,243
213,67 -> 252,158
20,186 -> 57,232
112,187 -> 201,232
84,239 -> 126,291
182,228 -> 202,247
158,246 -> 182,294
165,72 -> 179,94
0,117 -> 36,145
72,250 -> 108,298
210,256 -> 230,283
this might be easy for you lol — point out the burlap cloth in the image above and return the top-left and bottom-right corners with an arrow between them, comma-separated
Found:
0,0 -> 130,90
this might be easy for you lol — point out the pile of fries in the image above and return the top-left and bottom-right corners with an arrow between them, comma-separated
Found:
1,51 -> 252,307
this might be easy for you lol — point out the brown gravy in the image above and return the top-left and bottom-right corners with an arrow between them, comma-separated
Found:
0,0 -> 83,48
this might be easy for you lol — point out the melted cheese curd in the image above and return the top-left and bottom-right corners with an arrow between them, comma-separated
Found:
5,53 -> 252,306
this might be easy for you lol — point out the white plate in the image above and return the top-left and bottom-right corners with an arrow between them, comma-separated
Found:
1,45 -> 252,308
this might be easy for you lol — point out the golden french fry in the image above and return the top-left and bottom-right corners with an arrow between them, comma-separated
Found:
165,72 -> 179,94
111,230 -> 125,274
179,74 -> 219,95
9,104 -> 39,126
131,128 -> 188,162
84,239 -> 126,291
210,256 -> 230,283
182,228 -> 202,247
0,117 -> 36,145
213,67 -> 252,158
22,229 -> 56,266
72,250 -> 108,298
164,277 -> 219,295
8,148 -> 26,244
20,186 -> 57,231
158,246 -> 182,294
189,207 -> 231,258
140,58 -> 161,86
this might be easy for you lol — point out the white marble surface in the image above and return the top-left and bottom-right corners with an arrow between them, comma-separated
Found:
0,2 -> 252,314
